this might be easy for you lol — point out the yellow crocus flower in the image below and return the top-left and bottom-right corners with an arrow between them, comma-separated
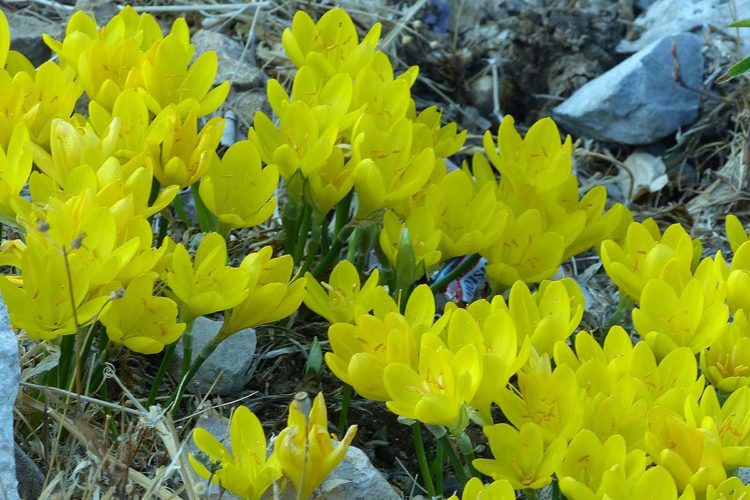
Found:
190,405 -> 281,499
165,233 -> 249,323
273,392 -> 356,498
473,422 -> 566,490
304,260 -> 384,324
0,123 -> 32,226
384,332 -> 482,430
199,140 -> 278,230
0,231 -> 109,340
100,274 -> 185,354
223,247 -> 306,336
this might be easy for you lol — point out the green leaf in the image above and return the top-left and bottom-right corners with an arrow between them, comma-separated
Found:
305,336 -> 323,375
729,18 -> 750,28
719,56 -> 750,84
394,227 -> 419,301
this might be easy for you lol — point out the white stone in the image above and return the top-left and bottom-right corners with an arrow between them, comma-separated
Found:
0,297 -> 20,500
618,0 -> 750,55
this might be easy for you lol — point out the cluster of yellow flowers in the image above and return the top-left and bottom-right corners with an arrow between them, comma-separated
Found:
191,392 -> 356,499
6,4 -> 750,499
0,6 -> 304,354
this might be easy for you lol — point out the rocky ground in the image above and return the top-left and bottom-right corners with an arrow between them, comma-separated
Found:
5,0 -> 750,498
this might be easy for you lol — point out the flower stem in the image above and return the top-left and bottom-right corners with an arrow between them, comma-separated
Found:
338,383 -> 353,437
429,254 -> 481,293
412,423 -> 436,497
525,489 -> 539,500
181,320 -> 195,379
191,182 -> 217,233
431,437 -> 445,496
147,343 -> 177,407
607,293 -> 634,331
441,434 -> 468,486
292,204 -> 312,266
169,331 -> 222,413
311,192 -> 353,278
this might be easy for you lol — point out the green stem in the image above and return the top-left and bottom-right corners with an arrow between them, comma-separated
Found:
429,254 -> 481,293
338,384 -> 353,438
156,213 -> 169,247
181,320 -> 195,379
412,423 -> 436,497
346,228 -> 359,264
607,294 -> 635,331
292,205 -> 313,265
57,335 -> 76,389
147,343 -> 177,407
441,434 -> 468,486
170,332 -> 222,413
311,192 -> 353,278
431,437 -> 445,496
172,192 -> 190,226
191,182 -> 217,233
525,489 -> 539,500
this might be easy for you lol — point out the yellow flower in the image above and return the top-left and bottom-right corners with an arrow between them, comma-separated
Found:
726,214 -> 749,254
306,147 -> 355,215
646,405 -> 726,494
379,208 -> 443,273
273,392 -> 356,499
281,8 -> 381,77
0,230 -> 109,340
633,271 -> 728,358
325,284 -> 436,401
601,465 -> 686,500
600,220 -> 699,301
223,247 -> 306,336
0,123 -> 32,225
445,307 -> 529,424
148,104 -> 225,187
423,168 -> 506,258
628,344 -> 704,412
249,101 -> 337,180
303,260 -> 384,324
165,233 -> 249,323
351,118 -> 435,216
190,405 -> 281,499
199,140 -> 278,230
384,332 -> 482,430
700,311 -> 750,392
460,477 -> 516,500
100,274 -> 185,354
493,278 -> 584,356
557,429 -> 647,500
706,477 -> 750,500
496,359 -> 585,444
483,209 -> 565,288
473,422 -> 566,490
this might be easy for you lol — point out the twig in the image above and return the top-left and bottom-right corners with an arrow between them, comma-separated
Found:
121,2 -> 270,13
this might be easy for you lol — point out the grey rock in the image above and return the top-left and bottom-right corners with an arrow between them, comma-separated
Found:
191,30 -> 265,89
7,11 -> 62,66
552,33 -> 703,145
315,445 -> 400,500
14,445 -> 43,500
272,444 -> 399,500
171,317 -> 257,396
618,0 -> 750,55
738,467 -> 750,484
0,297 -> 20,500
184,413 -> 241,500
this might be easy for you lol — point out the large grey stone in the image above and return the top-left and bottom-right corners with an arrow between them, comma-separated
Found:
552,33 -> 703,145
171,317 -> 257,396
619,0 -> 750,54
191,30 -> 265,89
0,297 -> 20,500
14,444 -> 43,500
314,445 -> 400,500
7,11 -> 62,66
